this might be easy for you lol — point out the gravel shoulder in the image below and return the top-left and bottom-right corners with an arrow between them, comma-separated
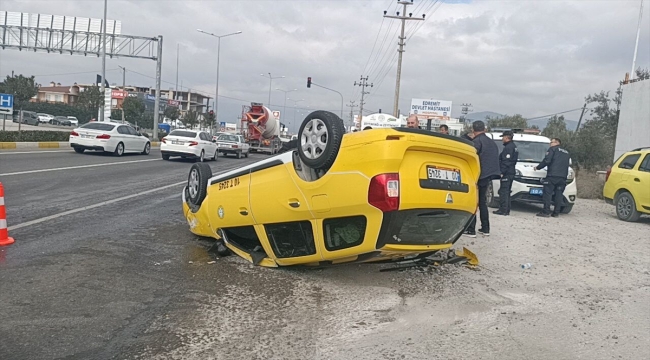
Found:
129,199 -> 650,360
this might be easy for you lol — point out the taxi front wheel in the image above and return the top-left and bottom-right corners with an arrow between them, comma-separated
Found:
297,110 -> 344,170
187,163 -> 212,206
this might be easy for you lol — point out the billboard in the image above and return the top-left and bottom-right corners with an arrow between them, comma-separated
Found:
410,99 -> 452,122
1,11 -> 121,35
360,113 -> 403,129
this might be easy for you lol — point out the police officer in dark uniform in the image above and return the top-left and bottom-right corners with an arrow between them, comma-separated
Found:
494,130 -> 518,215
534,137 -> 571,217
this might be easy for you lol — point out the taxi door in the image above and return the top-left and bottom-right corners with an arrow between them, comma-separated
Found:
249,161 -> 321,265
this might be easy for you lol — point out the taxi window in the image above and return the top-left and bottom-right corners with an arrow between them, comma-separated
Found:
265,221 -> 316,258
618,154 -> 640,170
378,209 -> 472,247
639,154 -> 650,172
323,216 -> 366,251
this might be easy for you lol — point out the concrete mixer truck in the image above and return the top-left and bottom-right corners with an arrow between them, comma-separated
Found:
240,102 -> 282,154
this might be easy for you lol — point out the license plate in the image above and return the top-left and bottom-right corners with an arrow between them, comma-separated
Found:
426,166 -> 460,182
81,134 -> 93,139
529,188 -> 543,195
172,140 -> 183,145
220,144 -> 230,148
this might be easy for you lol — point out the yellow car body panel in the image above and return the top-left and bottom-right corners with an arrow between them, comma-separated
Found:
603,148 -> 650,215
183,127 -> 480,267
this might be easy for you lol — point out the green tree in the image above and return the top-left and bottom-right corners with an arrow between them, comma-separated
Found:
122,97 -> 145,124
486,114 -> 528,129
635,67 -> 650,80
164,106 -> 180,123
0,74 -> 38,107
203,111 -> 216,130
571,121 -> 614,169
76,85 -> 104,116
542,115 -> 572,142
183,110 -> 199,129
584,90 -> 619,139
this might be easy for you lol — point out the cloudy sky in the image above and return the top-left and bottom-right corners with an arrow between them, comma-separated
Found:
1,0 -> 648,131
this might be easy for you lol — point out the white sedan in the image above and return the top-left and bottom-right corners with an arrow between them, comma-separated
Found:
69,121 -> 151,156
161,130 -> 218,162
216,133 -> 250,159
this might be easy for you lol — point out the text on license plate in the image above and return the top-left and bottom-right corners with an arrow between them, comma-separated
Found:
529,188 -> 543,195
427,166 -> 460,182
172,141 -> 184,145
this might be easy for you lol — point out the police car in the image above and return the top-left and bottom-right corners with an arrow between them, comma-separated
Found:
485,129 -> 577,214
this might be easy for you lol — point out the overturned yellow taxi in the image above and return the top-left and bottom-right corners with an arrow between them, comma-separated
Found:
182,111 -> 480,267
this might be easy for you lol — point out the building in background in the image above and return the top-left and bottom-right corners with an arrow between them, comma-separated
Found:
31,82 -> 81,105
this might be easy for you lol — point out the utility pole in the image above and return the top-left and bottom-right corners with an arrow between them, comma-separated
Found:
261,73 -> 285,107
460,103 -> 472,122
346,100 -> 358,127
354,76 -> 372,124
631,0 -> 644,80
118,65 -> 126,124
175,43 -> 179,100
100,0 -> 108,122
384,2 -> 425,118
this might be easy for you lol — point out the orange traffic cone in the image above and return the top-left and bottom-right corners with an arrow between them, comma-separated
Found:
0,182 -> 15,246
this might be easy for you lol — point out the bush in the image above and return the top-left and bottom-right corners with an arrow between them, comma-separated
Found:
576,170 -> 606,200
0,130 -> 71,142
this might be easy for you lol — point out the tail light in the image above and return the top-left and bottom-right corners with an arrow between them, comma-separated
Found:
70,131 -> 79,136
232,144 -> 239,148
96,134 -> 111,139
605,166 -> 612,181
161,137 -> 167,144
368,173 -> 400,212
189,141 -> 199,146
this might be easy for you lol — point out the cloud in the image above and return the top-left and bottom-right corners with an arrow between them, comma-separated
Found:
1,0 -> 648,132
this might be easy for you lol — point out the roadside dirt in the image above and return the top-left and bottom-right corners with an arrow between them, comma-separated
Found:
132,199 -> 650,360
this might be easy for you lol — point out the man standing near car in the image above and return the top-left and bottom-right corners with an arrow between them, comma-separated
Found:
534,138 -> 570,217
464,120 -> 501,237
406,114 -> 420,129
439,124 -> 449,135
494,131 -> 518,216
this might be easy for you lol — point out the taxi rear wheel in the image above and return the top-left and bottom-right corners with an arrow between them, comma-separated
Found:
615,191 -> 641,222
187,163 -> 212,206
298,110 -> 344,170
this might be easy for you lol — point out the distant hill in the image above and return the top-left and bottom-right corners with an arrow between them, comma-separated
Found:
464,111 -> 578,131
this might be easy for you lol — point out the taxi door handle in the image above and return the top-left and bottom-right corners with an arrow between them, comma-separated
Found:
239,208 -> 249,216
634,178 -> 640,182
289,201 -> 300,208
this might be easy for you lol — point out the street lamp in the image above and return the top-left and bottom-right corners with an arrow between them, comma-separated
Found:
261,73 -> 285,106
276,88 -> 297,126
197,29 -> 242,134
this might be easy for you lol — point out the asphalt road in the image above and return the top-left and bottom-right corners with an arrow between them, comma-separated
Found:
0,148 -> 264,359
1,148 -> 648,360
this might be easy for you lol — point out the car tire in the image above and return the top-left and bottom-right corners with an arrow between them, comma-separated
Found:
141,142 -> 151,155
114,142 -> 125,157
212,149 -> 218,161
486,182 -> 499,208
237,151 -> 242,159
196,150 -> 205,163
560,203 -> 573,214
297,110 -> 345,170
162,154 -> 170,160
245,151 -> 249,158
615,192 -> 641,222
187,163 -> 212,207
73,147 -> 84,154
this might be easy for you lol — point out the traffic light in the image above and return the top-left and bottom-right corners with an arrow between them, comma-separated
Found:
307,77 -> 311,88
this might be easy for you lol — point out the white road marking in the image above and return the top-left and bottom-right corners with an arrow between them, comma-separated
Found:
7,163 -> 245,231
0,150 -> 72,155
7,181 -> 186,231
0,158 -> 161,176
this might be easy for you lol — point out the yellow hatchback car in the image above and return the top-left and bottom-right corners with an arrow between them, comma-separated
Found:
603,147 -> 650,222
182,111 -> 480,267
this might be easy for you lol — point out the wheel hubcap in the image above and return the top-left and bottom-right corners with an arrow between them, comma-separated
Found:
618,197 -> 631,217
301,118 -> 328,160
118,144 -> 123,155
189,169 -> 199,199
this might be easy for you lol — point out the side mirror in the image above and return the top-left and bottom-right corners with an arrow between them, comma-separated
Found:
212,139 -> 217,143
569,158 -> 572,166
